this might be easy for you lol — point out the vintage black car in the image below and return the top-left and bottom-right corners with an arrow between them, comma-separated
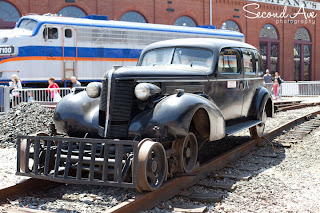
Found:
17,38 -> 273,192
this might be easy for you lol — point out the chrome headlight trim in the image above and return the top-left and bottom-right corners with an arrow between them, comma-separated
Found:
134,83 -> 161,101
86,82 -> 102,98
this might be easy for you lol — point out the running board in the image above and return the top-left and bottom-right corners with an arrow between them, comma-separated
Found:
226,120 -> 261,136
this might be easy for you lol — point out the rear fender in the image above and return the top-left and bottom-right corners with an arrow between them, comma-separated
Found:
254,87 -> 274,119
128,93 -> 225,141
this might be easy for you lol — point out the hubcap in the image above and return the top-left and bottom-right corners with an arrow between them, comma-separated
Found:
185,147 -> 191,158
172,132 -> 198,173
150,160 -> 158,173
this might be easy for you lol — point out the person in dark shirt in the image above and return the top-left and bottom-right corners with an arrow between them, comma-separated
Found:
274,72 -> 283,100
263,69 -> 272,92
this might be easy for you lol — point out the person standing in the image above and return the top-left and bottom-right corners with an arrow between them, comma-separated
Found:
263,69 -> 272,92
71,76 -> 81,88
273,79 -> 279,101
47,77 -> 61,102
274,72 -> 283,100
8,74 -> 22,106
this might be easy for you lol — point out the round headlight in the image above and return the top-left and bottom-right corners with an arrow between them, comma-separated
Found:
86,82 -> 101,98
2,37 -> 8,43
134,83 -> 151,101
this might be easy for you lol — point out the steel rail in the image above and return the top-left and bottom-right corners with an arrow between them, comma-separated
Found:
276,102 -> 320,112
108,109 -> 320,213
0,179 -> 61,205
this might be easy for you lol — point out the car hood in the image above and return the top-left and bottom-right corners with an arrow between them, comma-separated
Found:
110,65 -> 211,80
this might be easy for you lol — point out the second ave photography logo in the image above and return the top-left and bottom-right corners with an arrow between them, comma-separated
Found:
243,3 -> 317,25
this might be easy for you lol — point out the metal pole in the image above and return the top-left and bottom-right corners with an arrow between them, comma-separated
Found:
210,0 -> 212,25
4,86 -> 10,113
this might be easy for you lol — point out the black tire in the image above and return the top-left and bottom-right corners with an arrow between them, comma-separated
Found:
250,109 -> 267,139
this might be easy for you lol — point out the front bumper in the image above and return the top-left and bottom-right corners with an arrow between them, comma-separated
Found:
16,135 -> 139,188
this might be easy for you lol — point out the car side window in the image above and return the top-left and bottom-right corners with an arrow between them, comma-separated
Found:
254,51 -> 263,75
243,50 -> 255,74
218,49 -> 240,74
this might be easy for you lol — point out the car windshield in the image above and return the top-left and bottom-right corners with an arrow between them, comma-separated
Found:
17,19 -> 38,31
141,47 -> 213,69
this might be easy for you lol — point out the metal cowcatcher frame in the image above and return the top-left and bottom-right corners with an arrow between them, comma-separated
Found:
16,135 -> 139,188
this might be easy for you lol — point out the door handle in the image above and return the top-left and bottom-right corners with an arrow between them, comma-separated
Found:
239,80 -> 246,90
241,80 -> 249,90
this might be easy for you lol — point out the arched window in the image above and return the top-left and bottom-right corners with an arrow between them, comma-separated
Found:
0,1 -> 20,29
260,24 -> 278,39
294,27 -> 312,81
120,11 -> 146,23
221,20 -> 240,32
259,24 -> 279,76
58,6 -> 86,18
174,16 -> 196,27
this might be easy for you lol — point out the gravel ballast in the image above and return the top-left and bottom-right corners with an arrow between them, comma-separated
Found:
0,103 -> 54,188
1,104 -> 320,212
0,102 -> 54,148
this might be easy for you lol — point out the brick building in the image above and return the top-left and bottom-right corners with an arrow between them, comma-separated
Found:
0,0 -> 319,81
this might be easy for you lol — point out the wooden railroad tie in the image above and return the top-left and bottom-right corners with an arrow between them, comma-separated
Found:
172,204 -> 207,213
214,172 -> 252,181
188,192 -> 223,203
197,180 -> 236,192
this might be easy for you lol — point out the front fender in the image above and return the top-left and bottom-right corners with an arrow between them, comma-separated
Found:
54,91 -> 100,137
128,93 -> 225,142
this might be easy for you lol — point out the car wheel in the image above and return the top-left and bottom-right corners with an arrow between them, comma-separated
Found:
250,109 -> 267,139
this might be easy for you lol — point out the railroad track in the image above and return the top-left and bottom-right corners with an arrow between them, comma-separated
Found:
274,100 -> 320,112
109,109 -> 320,212
1,109 -> 320,212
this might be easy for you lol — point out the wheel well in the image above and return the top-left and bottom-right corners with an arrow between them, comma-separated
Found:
190,108 -> 210,139
265,98 -> 273,117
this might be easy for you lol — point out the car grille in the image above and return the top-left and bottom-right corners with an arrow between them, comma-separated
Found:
99,77 -> 135,138
98,79 -> 108,137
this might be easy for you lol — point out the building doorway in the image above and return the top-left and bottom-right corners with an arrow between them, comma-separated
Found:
259,24 -> 279,75
294,28 -> 312,81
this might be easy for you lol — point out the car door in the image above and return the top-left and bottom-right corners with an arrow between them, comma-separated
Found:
210,48 -> 244,121
241,48 -> 258,118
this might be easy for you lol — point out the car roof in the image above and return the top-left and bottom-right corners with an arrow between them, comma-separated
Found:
141,38 -> 257,54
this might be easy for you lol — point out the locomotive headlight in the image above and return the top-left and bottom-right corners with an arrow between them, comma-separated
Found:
1,37 -> 8,43
86,82 -> 102,98
134,83 -> 161,101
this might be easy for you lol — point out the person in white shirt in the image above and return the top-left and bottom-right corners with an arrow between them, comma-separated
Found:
8,74 -> 22,106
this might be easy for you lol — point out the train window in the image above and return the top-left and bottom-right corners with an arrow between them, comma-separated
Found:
243,50 -> 255,74
18,19 -> 38,31
48,28 -> 58,39
218,50 -> 240,74
65,29 -> 72,38
43,28 -> 58,40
